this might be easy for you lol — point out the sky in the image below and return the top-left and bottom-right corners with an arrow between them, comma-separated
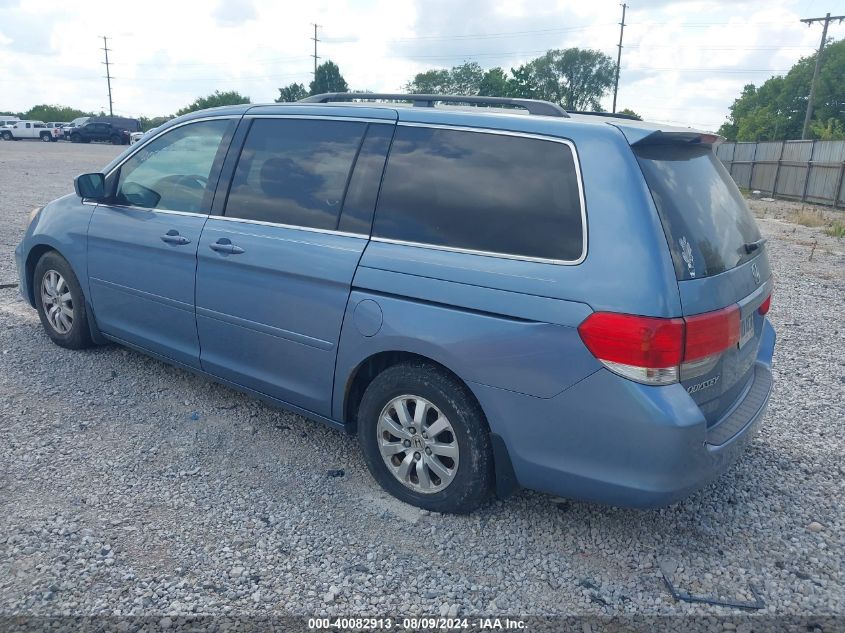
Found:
1,0 -> 845,130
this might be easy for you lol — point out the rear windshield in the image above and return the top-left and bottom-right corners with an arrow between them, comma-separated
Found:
635,144 -> 761,280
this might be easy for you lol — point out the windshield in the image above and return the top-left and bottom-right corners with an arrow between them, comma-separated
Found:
635,144 -> 761,281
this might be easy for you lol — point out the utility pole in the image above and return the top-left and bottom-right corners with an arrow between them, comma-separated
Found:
800,12 -> 844,139
101,36 -> 114,116
612,3 -> 627,114
311,23 -> 321,77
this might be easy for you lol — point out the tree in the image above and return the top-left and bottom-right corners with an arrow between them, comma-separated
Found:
139,116 -> 172,132
617,108 -> 642,120
478,67 -> 509,97
404,50 -> 614,108
520,48 -> 615,110
23,105 -> 93,122
406,62 -> 484,95
506,64 -> 535,98
176,90 -> 251,116
309,61 -> 348,95
406,69 -> 451,94
718,38 -> 845,141
810,117 -> 845,140
276,82 -> 309,102
448,62 -> 484,95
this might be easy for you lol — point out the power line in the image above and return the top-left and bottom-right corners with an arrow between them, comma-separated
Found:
101,36 -> 113,116
800,12 -> 845,139
625,44 -> 814,50
629,67 -> 791,73
125,55 -> 311,68
613,3 -> 627,114
389,24 -> 613,42
387,19 -> 799,43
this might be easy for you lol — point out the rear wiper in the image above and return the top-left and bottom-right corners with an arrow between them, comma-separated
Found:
743,238 -> 767,254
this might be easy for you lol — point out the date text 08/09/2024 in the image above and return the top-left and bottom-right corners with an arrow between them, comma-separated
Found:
308,617 -> 527,630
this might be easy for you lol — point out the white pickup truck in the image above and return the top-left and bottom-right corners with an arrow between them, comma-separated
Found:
1,120 -> 61,142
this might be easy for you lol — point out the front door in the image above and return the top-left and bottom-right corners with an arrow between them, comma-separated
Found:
195,116 -> 394,415
87,118 -> 236,368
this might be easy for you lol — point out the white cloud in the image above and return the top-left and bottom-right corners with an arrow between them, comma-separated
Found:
0,0 -> 842,130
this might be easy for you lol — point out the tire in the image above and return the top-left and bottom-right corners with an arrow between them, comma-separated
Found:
33,251 -> 93,350
357,362 -> 493,513
1,131 -> 12,141
40,133 -> 51,142
110,134 -> 122,145
70,133 -> 81,143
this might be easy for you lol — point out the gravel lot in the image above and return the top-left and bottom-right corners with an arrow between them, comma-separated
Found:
0,141 -> 843,624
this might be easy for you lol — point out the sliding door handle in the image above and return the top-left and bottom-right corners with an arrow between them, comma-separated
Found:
209,239 -> 245,255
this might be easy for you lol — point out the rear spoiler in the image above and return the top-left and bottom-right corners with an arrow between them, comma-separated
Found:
610,122 -> 723,147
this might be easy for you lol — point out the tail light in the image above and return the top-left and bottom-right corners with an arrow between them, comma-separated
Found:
758,293 -> 771,316
578,305 -> 741,385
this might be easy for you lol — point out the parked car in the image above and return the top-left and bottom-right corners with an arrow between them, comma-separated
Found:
46,122 -> 68,129
15,94 -> 775,513
62,117 -> 91,139
0,116 -> 21,128
129,127 -> 157,145
1,120 -> 61,141
69,121 -> 130,145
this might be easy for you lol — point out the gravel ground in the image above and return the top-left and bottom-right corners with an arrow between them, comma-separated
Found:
0,142 -> 843,624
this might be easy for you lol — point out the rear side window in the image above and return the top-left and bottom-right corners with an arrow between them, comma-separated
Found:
635,144 -> 761,280
373,126 -> 584,261
225,118 -> 366,230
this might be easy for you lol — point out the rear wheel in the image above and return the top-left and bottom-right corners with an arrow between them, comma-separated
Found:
110,134 -> 122,145
357,363 -> 493,513
40,132 -> 52,142
33,252 -> 93,350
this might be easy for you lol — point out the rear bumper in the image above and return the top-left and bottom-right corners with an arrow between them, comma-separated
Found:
472,319 -> 776,508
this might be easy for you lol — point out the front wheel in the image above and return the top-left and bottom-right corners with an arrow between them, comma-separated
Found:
33,251 -> 93,350
357,363 -> 493,513
110,134 -> 122,145
70,134 -> 81,143
1,131 -> 12,141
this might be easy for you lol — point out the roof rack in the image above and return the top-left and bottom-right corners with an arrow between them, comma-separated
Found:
570,110 -> 641,121
300,93 -> 569,118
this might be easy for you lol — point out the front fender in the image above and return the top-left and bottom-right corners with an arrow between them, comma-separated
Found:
17,194 -> 95,304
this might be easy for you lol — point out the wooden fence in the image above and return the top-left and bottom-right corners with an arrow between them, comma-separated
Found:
715,140 -> 845,208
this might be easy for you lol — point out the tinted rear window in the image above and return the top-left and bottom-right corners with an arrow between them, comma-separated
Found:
225,118 -> 366,230
635,144 -> 761,280
373,126 -> 583,261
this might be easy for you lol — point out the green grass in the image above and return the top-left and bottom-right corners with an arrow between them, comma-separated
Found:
824,222 -> 845,238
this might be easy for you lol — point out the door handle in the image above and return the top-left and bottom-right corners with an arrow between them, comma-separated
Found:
160,230 -> 190,245
209,239 -> 245,255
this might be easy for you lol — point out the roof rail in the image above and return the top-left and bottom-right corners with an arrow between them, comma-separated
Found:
300,93 -> 569,118
570,110 -> 641,121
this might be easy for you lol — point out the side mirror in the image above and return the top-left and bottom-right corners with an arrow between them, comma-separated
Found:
74,172 -> 105,200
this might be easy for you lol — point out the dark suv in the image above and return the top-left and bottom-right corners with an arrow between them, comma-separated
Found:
69,122 -> 130,145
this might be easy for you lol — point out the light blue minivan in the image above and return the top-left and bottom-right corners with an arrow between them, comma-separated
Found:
15,94 -> 775,513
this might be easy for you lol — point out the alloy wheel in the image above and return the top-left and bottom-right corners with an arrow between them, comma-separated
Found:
40,270 -> 74,334
377,395 -> 459,494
